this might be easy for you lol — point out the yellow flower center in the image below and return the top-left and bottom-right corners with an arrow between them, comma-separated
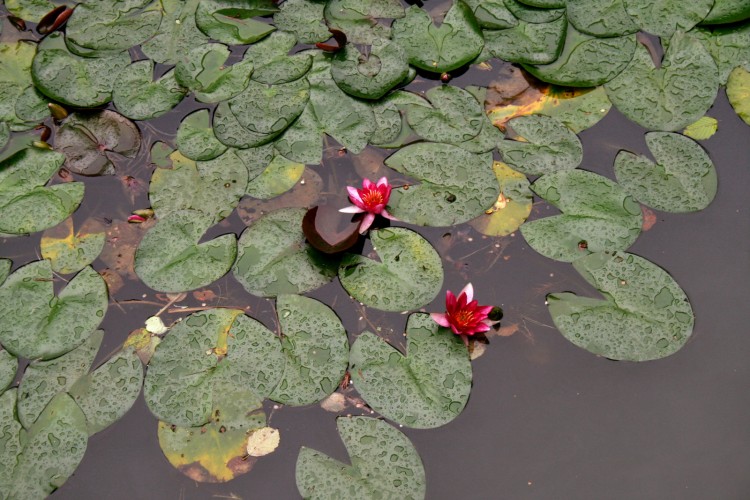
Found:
361,189 -> 385,208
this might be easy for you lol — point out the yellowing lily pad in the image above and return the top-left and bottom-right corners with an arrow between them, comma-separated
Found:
469,161 -> 533,237
40,218 -> 105,275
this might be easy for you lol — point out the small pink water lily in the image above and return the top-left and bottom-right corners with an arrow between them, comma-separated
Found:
431,283 -> 494,346
339,177 -> 397,234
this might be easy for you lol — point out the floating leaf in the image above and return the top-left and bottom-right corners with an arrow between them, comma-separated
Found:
297,416 -> 426,498
324,0 -> 405,44
465,0 -> 517,29
727,66 -> 750,125
498,114 -> 583,175
392,1 -> 484,73
548,251 -> 694,361
31,33 -> 130,108
518,0 -> 565,7
195,0 -> 277,45
142,0 -> 210,65
55,110 -> 141,176
245,31 -> 313,85
272,103 -> 324,164
17,331 -> 103,429
404,86 -> 484,144
40,218 -> 106,274
566,0 -> 637,37
686,24 -> 750,85
113,60 -> 186,121
523,25 -> 636,87
484,15 -> 567,65
0,123 -> 8,150
623,0 -> 713,37
469,161 -> 533,236
68,347 -> 144,435
5,0 -> 54,22
273,0 -> 330,44
0,389 -> 22,495
246,152 -> 305,199
0,259 -> 10,286
349,313 -> 471,428
0,40 -> 46,128
331,38 -> 409,99
124,327 -> 161,365
233,208 -> 340,297
0,146 -> 84,235
134,210 -> 237,293
605,31 -> 719,131
701,0 -> 750,24
269,294 -> 349,406
614,132 -> 717,212
505,0 -> 564,23
521,169 -> 642,262
144,308 -> 283,426
175,109 -> 228,161
0,348 -> 17,395
66,2 -> 162,52
174,43 -> 254,103
0,261 -> 108,360
339,228 -> 443,311
385,143 -> 498,226
246,427 -> 280,457
682,116 -> 718,140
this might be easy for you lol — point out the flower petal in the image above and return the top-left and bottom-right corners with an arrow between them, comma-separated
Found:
430,313 -> 451,328
359,212 -> 376,233
376,176 -> 388,187
460,283 -> 474,302
445,290 -> 457,310
362,178 -> 375,190
339,205 -> 365,213
380,209 -> 398,221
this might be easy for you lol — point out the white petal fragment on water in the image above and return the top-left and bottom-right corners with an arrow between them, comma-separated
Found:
246,427 -> 280,457
145,316 -> 168,335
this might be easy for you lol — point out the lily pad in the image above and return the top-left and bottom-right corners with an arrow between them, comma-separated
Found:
66,2 -> 162,52
614,132 -> 717,212
68,347 -> 144,435
547,251 -> 694,361
385,143 -> 498,226
174,43 -> 254,103
505,0 -> 564,22
245,152 -> 305,199
272,104 -> 324,164
701,0 -> 750,24
273,0 -> 330,44
113,60 -> 186,121
0,389 -> 21,495
297,416 -> 426,499
0,146 -> 84,235
195,0 -> 277,45
331,39 -> 409,100
40,218 -> 106,275
228,78 -> 310,139
31,33 -> 130,108
0,348 -> 17,395
5,0 -> 54,22
605,31 -> 719,131
566,0 -> 639,37
213,101 -> 277,149
465,0 -> 517,29
498,114 -> 583,175
176,109 -> 228,161
142,0 -> 210,65
245,31 -> 313,85
483,15 -> 567,65
324,0 -> 405,44
727,66 -> 750,125
523,24 -> 636,87
404,86 -> 485,144
687,24 -> 750,85
392,1 -> 484,73
349,313 -> 472,428
623,0 -> 713,37
17,330 -> 103,429
144,308 -> 283,426
269,294 -> 349,406
0,40 -> 45,128
0,261 -> 108,360
55,110 -> 141,176
469,161 -> 533,236
233,208 -> 340,297
521,169 -> 643,262
339,228 -> 443,311
518,0 -> 565,7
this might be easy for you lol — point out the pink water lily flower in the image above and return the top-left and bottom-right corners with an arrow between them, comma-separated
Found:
431,283 -> 494,346
339,177 -> 397,234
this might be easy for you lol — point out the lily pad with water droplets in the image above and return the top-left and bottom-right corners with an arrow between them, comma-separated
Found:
273,0 -> 330,44
195,0 -> 277,45
0,389 -> 22,496
245,152 -> 305,200
68,346 -> 144,435
233,208 -> 340,297
144,308 -> 283,426
566,0 -> 638,37
245,31 -> 313,85
269,295 -> 349,406
0,261 -> 107,360
518,0 -> 565,7
339,228 -> 443,311
686,24 -> 750,85
65,2 -> 162,52
174,43 -> 254,103
623,0 -> 713,37
548,251 -> 694,361
331,39 -> 409,100
113,60 -> 187,121
521,169 -> 643,262
0,348 -> 17,395
469,161 -> 533,237
176,109 -> 228,161
0,40 -> 47,129
614,132 -> 717,212
324,0 -> 405,45
505,0 -> 564,23
141,0 -> 210,65
228,77 -> 310,139
385,143 -> 499,226
604,32 -> 719,131
701,0 -> 750,24
464,0 -> 517,29
5,0 -> 54,22
499,114 -> 583,175
727,66 -> 750,125
349,313 -> 471,428
297,416 -> 426,499
484,14 -> 567,65
40,218 -> 106,275
404,86 -> 484,144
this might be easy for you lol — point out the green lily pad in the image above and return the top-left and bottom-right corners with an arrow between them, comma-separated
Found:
5,393 -> 88,499
246,152 -> 305,199
297,416 -> 426,498
605,32 -> 719,131
175,109 -> 228,161
68,347 -> 144,435
349,313 -> 471,428
339,228 -> 443,311
66,2 -> 162,52
245,31 -> 313,85
174,43 -> 254,103
368,90 -> 428,147
40,218 -> 106,275
13,85 -> 50,126
727,66 -> 750,125
213,101 -> 277,149
31,33 -> 130,108
149,146 -> 247,222
518,0 -> 565,7
272,104 -> 324,164
566,0 -> 639,37
682,116 -> 718,140
195,0 -> 277,45
134,210 -> 237,293
469,161 -> 533,236
483,15 -> 567,65
523,24 -> 636,87
465,0 -> 517,29
0,123 -> 8,150
0,41 -> 45,128
5,0 -> 54,22
269,294 -> 349,406
498,114 -> 583,175
385,143 -> 498,226
142,0 -> 210,65
688,24 -> 750,85
614,132 -> 717,212
273,0 -> 330,44
55,110 -> 141,176
0,259 -> 10,286
113,60 -> 186,121
144,308 -> 283,426
228,77 -> 310,138
331,39 -> 409,100
0,389 -> 22,496
404,86 -> 484,144
324,0 -> 405,44
17,330 -> 103,429
234,143 -> 276,181
701,0 -> 750,24
0,146 -> 84,235
0,348 -> 17,395
233,208 -> 340,297
0,261 -> 108,360
392,1 -> 484,73
548,251 -> 694,361
505,0 -> 564,22
623,0 -> 713,37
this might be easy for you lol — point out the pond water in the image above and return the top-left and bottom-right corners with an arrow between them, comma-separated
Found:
2,1 -> 750,499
